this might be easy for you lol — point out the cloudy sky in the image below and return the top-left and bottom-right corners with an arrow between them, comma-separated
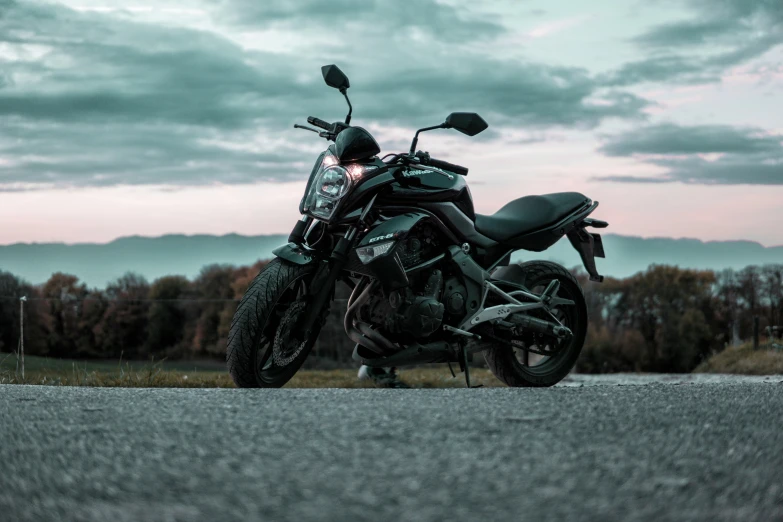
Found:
0,0 -> 781,245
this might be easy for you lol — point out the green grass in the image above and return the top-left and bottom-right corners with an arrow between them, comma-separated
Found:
0,353 -> 225,373
694,342 -> 783,375
0,353 -> 503,388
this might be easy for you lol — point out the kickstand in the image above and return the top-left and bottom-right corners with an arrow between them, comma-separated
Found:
459,342 -> 483,388
447,361 -> 456,378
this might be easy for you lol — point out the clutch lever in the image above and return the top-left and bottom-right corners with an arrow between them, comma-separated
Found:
294,124 -> 335,141
293,124 -> 319,133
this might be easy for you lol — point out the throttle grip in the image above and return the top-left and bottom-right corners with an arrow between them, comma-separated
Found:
307,116 -> 331,130
428,157 -> 468,176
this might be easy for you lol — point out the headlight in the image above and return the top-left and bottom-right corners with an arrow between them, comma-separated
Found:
355,240 -> 395,264
303,164 -> 351,221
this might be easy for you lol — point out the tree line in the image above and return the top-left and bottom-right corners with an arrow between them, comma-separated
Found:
0,262 -> 781,373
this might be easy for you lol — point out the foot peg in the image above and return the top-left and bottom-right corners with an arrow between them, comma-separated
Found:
540,279 -> 560,304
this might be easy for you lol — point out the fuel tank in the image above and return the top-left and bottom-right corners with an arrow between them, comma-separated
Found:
383,170 -> 476,220
341,163 -> 476,222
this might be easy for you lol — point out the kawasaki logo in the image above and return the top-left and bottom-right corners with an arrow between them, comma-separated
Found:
402,168 -> 454,180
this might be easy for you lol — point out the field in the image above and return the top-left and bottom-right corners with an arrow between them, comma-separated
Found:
694,342 -> 783,375
3,343 -> 782,389
0,353 -> 503,388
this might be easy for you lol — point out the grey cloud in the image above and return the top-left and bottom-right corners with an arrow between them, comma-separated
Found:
597,159 -> 783,185
605,0 -> 782,87
217,0 -> 505,43
595,123 -> 783,185
635,0 -> 782,49
356,64 -> 649,130
0,1 -> 329,188
0,119 -> 315,187
0,2 -> 313,128
602,55 -> 720,87
599,124 -> 783,157
0,1 -> 651,189
633,19 -> 737,48
652,156 -> 782,185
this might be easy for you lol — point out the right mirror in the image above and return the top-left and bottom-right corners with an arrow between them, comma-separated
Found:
445,112 -> 488,136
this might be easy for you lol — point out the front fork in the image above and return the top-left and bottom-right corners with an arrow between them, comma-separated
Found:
293,196 -> 378,338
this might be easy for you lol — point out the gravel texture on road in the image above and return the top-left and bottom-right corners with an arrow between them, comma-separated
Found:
1,377 -> 782,521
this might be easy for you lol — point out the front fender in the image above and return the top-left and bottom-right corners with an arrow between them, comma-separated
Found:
272,242 -> 319,265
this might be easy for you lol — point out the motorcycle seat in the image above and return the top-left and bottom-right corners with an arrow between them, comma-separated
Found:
474,192 -> 590,242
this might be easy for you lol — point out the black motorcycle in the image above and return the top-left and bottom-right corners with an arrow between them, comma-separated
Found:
227,65 -> 608,388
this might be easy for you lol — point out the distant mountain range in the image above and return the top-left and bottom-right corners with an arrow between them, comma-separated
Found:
1,233 -> 781,288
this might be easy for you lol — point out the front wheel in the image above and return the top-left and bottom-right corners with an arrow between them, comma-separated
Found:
484,261 -> 587,387
227,258 -> 325,388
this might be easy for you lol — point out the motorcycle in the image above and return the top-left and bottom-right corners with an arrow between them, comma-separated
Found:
227,64 -> 608,388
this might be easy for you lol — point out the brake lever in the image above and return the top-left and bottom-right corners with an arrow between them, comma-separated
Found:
293,124 -> 319,133
294,124 -> 335,141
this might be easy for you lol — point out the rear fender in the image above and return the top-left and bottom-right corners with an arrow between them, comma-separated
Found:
565,206 -> 607,283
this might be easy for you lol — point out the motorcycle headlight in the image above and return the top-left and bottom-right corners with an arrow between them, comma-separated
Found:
303,164 -> 352,221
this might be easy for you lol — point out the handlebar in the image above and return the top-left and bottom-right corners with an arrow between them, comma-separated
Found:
296,127 -> 470,176
415,151 -> 468,176
307,116 -> 331,130
427,157 -> 468,176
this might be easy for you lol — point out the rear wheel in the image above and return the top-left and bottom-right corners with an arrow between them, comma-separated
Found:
484,261 -> 587,387
227,258 -> 326,388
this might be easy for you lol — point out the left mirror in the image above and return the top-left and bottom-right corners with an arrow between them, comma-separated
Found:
321,64 -> 350,91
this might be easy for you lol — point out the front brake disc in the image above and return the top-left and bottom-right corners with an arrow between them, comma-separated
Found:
272,300 -> 309,366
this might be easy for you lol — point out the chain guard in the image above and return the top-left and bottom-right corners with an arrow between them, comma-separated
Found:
479,325 -> 567,357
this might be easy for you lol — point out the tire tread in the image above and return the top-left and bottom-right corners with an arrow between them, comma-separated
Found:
226,259 -> 311,388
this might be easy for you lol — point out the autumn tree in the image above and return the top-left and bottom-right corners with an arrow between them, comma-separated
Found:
94,273 -> 150,359
761,264 -> 783,330
146,275 -> 190,357
190,264 -> 236,357
40,273 -> 92,357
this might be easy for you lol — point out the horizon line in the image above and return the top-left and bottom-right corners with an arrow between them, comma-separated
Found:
1,232 -> 781,250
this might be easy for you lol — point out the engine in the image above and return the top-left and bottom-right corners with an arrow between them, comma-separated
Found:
355,221 -> 473,343
362,269 -> 445,339
395,221 -> 441,269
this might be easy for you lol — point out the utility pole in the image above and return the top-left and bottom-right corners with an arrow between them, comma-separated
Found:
753,315 -> 760,350
19,296 -> 26,380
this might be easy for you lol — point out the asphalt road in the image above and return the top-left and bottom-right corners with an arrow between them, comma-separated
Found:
1,378 -> 782,522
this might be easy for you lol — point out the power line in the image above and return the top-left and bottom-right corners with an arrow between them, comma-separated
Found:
0,296 -> 241,303
0,296 -> 350,303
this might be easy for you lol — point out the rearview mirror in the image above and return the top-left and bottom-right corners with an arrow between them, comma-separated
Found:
321,64 -> 350,91
445,112 -> 488,136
